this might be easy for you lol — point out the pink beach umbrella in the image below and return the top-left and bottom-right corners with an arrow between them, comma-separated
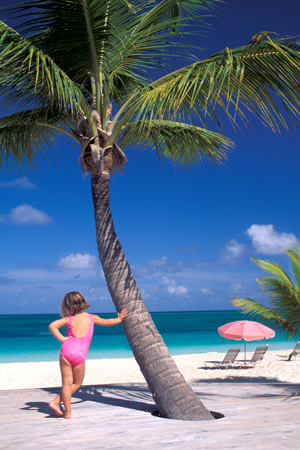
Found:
218,320 -> 275,363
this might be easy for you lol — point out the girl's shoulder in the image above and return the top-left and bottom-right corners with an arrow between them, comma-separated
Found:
91,314 -> 103,323
49,316 -> 69,328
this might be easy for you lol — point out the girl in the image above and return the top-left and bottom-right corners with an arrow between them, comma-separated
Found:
48,291 -> 127,419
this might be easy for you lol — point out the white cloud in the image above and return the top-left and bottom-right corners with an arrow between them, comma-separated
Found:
200,287 -> 213,295
229,283 -> 244,294
133,256 -> 184,278
246,224 -> 299,255
161,276 -> 188,296
0,204 -> 52,225
0,177 -> 37,189
221,239 -> 246,264
167,284 -> 188,296
84,287 -> 109,304
58,253 -> 97,270
0,264 -> 108,314
5,267 -> 94,282
148,256 -> 168,268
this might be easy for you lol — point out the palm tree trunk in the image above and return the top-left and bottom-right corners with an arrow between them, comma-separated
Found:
90,170 -> 214,421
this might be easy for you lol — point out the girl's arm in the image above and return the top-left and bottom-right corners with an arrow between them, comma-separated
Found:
93,309 -> 128,327
49,317 -> 69,343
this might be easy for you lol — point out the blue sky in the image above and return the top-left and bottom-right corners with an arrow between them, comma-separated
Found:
0,0 -> 299,315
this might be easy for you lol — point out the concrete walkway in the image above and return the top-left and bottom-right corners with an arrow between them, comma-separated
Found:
1,382 -> 300,449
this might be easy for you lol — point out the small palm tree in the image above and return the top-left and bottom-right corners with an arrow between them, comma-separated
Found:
1,0 -> 300,420
232,250 -> 300,340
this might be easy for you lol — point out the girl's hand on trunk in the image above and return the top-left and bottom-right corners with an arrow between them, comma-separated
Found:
118,309 -> 128,321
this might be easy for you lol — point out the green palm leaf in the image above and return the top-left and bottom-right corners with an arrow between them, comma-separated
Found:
119,120 -> 233,167
8,0 -> 216,90
250,257 -> 293,284
129,34 -> 300,132
231,298 -> 300,340
232,250 -> 300,340
0,21 -> 85,110
1,1 -> 300,172
255,276 -> 300,312
0,107 -> 78,169
285,249 -> 300,288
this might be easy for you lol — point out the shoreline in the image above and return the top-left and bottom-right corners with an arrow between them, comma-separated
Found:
1,349 -> 299,391
0,339 -> 295,365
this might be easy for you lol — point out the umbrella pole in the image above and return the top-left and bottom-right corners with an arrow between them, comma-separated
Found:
244,341 -> 246,366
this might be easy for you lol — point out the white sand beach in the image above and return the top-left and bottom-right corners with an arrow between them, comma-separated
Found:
0,349 -> 299,390
2,349 -> 300,449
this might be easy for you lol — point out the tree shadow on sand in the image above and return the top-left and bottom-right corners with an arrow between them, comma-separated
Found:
21,383 -> 224,419
21,384 -> 157,417
191,374 -> 300,403
196,365 -> 300,388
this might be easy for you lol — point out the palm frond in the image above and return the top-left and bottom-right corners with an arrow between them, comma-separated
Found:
0,108 -> 78,170
255,275 -> 300,312
5,0 -> 217,90
233,250 -> 300,340
231,297 -> 300,340
134,0 -> 216,33
285,249 -> 300,288
250,257 -> 293,284
0,21 -> 85,114
118,120 -> 233,167
2,2 -> 300,174
96,0 -> 219,103
129,34 -> 300,132
4,0 -> 108,82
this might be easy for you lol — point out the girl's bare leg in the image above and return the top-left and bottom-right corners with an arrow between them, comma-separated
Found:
49,399 -> 64,416
72,362 -> 86,393
49,356 -> 85,418
59,355 -> 73,418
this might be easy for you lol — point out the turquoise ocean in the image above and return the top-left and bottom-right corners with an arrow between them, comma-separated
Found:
0,310 -> 295,364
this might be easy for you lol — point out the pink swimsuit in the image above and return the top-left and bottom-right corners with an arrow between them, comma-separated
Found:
60,314 -> 94,366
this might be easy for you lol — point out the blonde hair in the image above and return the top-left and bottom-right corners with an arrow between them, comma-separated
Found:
60,291 -> 90,317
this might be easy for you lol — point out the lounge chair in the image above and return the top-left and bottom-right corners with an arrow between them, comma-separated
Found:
204,347 -> 241,369
238,344 -> 269,367
288,341 -> 300,361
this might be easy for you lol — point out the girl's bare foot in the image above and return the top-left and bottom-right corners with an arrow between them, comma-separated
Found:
49,401 -> 63,416
63,413 -> 71,419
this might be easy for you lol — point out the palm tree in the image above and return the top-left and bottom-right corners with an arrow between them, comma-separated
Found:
232,250 -> 300,340
1,0 -> 300,420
